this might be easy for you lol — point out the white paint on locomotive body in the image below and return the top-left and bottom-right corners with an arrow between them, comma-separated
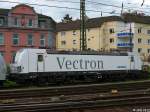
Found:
0,54 -> 7,81
11,48 -> 142,74
45,54 -> 132,72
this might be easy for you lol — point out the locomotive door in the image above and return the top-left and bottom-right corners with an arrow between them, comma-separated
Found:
130,56 -> 135,70
37,54 -> 44,72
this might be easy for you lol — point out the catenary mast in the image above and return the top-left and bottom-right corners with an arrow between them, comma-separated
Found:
80,0 -> 87,51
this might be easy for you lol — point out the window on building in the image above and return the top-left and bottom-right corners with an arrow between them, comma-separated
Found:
87,28 -> 90,32
21,16 -> 26,27
12,34 -> 19,45
110,38 -> 114,43
73,30 -> 76,35
72,48 -> 77,51
148,39 -> 150,45
148,49 -> 150,53
40,34 -> 45,46
61,32 -> 66,37
88,38 -> 91,41
61,40 -> 66,45
88,37 -> 94,41
138,48 -> 142,53
147,30 -> 150,34
28,19 -> 33,27
27,34 -> 33,46
0,18 -> 4,26
73,40 -> 77,44
14,17 -> 18,26
138,38 -> 142,43
138,28 -> 142,33
39,20 -> 46,28
88,48 -> 91,50
0,51 -> 4,57
0,33 -> 4,45
48,35 -> 53,47
109,28 -> 114,34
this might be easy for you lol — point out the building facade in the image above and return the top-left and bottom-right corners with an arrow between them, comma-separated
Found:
0,4 -> 56,63
56,15 -> 150,62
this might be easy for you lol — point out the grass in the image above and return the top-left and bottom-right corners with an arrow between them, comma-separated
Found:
3,80 -> 18,88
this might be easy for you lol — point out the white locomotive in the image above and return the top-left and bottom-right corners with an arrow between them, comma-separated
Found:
0,54 -> 7,86
10,48 -> 144,83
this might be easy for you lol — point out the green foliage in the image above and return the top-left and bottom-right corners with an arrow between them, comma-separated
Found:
3,80 -> 18,88
142,65 -> 150,73
61,14 -> 72,23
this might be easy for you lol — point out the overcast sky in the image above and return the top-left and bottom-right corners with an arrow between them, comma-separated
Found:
0,0 -> 150,22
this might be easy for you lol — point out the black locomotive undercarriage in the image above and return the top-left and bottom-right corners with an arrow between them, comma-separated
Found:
8,70 -> 148,85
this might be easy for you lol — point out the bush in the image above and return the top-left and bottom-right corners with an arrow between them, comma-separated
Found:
3,80 -> 18,88
142,65 -> 150,72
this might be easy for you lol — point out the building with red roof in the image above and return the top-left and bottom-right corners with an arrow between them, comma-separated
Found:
0,4 -> 56,63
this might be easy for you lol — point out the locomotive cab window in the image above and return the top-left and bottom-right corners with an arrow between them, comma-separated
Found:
38,55 -> 43,62
131,56 -> 134,62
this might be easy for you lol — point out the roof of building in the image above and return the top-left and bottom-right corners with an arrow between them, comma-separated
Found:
56,14 -> 150,31
0,7 -> 55,23
123,14 -> 150,24
38,14 -> 56,23
46,49 -> 128,56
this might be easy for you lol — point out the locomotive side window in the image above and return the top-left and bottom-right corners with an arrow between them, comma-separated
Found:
38,55 -> 43,62
131,56 -> 134,62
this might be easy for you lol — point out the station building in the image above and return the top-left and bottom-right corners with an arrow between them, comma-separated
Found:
0,4 -> 56,63
56,14 -> 150,62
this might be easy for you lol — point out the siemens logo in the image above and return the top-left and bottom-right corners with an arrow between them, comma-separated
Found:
117,66 -> 127,68
57,57 -> 103,70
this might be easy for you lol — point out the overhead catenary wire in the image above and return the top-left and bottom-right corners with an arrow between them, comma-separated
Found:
0,0 -> 149,24
123,1 -> 150,10
0,0 -> 150,15
45,0 -> 80,4
85,0 -> 150,14
0,0 -> 150,28
0,0 -> 149,27
46,0 -> 150,14
0,0 -> 121,15
63,0 -> 150,14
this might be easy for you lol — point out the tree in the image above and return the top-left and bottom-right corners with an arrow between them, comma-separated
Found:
62,14 -> 73,23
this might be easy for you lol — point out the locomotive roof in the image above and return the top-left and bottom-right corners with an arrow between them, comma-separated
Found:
46,50 -> 128,56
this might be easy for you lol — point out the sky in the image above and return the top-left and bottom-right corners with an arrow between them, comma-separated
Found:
0,0 -> 150,22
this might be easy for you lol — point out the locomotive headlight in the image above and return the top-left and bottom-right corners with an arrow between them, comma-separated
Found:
17,66 -> 22,72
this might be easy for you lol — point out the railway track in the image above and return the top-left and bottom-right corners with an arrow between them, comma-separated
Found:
0,90 -> 150,112
0,80 -> 150,112
0,79 -> 150,99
